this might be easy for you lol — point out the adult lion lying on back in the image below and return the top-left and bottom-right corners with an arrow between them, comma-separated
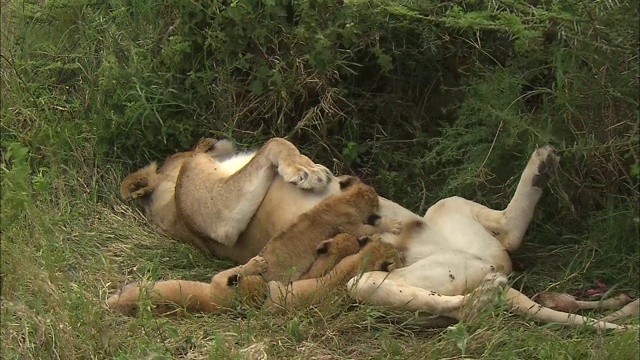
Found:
114,137 -> 636,330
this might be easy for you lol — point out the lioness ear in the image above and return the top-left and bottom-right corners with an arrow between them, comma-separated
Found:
120,162 -> 158,201
337,175 -> 361,190
192,137 -> 217,153
208,139 -> 235,160
316,239 -> 333,254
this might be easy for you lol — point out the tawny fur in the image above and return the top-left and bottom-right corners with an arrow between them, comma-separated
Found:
107,235 -> 389,315
119,138 -> 234,202
113,139 -> 635,331
119,137 -> 335,263
299,234 -> 362,280
107,255 -> 269,315
266,236 -> 404,311
258,182 -> 401,282
120,162 -> 158,201
600,299 -> 640,322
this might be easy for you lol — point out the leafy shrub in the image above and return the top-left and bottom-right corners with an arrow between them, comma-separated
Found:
5,0 -> 637,205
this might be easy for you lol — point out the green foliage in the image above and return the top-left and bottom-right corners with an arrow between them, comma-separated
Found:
1,0 -> 638,358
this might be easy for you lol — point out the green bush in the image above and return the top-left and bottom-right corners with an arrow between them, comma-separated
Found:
5,0 -> 637,202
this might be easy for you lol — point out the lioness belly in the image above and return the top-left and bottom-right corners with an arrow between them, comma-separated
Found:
387,252 -> 502,295
234,175 -> 342,261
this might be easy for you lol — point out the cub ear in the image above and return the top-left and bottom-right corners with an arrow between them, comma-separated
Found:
120,162 -> 158,201
226,274 -> 240,287
380,260 -> 396,272
337,175 -> 361,190
366,214 -> 381,226
316,239 -> 334,254
357,236 -> 372,247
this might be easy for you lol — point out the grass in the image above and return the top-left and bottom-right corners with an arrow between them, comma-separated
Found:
1,0 -> 638,359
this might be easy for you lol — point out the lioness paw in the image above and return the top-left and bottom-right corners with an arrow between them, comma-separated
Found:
279,161 -> 333,192
531,145 -> 559,188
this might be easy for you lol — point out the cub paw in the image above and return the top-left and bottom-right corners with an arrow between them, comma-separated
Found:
384,219 -> 402,234
279,160 -> 333,192
531,145 -> 559,188
245,255 -> 268,275
106,282 -> 146,315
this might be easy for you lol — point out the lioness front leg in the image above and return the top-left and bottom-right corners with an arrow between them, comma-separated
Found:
176,138 -> 333,247
265,138 -> 333,191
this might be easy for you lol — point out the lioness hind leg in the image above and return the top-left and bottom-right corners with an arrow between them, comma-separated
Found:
498,145 -> 558,251
346,272 -> 465,317
457,273 -> 509,322
192,138 -> 235,160
191,137 -> 218,153
467,145 -> 559,252
120,162 -> 158,200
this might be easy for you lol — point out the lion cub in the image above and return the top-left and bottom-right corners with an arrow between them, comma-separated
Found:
258,181 -> 401,282
107,233 -> 372,315
266,235 -> 404,311
107,255 -> 268,316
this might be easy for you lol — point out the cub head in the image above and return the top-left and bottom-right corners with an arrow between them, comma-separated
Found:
336,175 -> 362,190
226,274 -> 269,307
358,235 -> 404,272
301,234 -> 362,279
316,233 -> 360,258
342,183 -> 380,219
120,162 -> 158,201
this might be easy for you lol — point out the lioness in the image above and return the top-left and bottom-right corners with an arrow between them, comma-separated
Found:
114,138 -> 634,330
